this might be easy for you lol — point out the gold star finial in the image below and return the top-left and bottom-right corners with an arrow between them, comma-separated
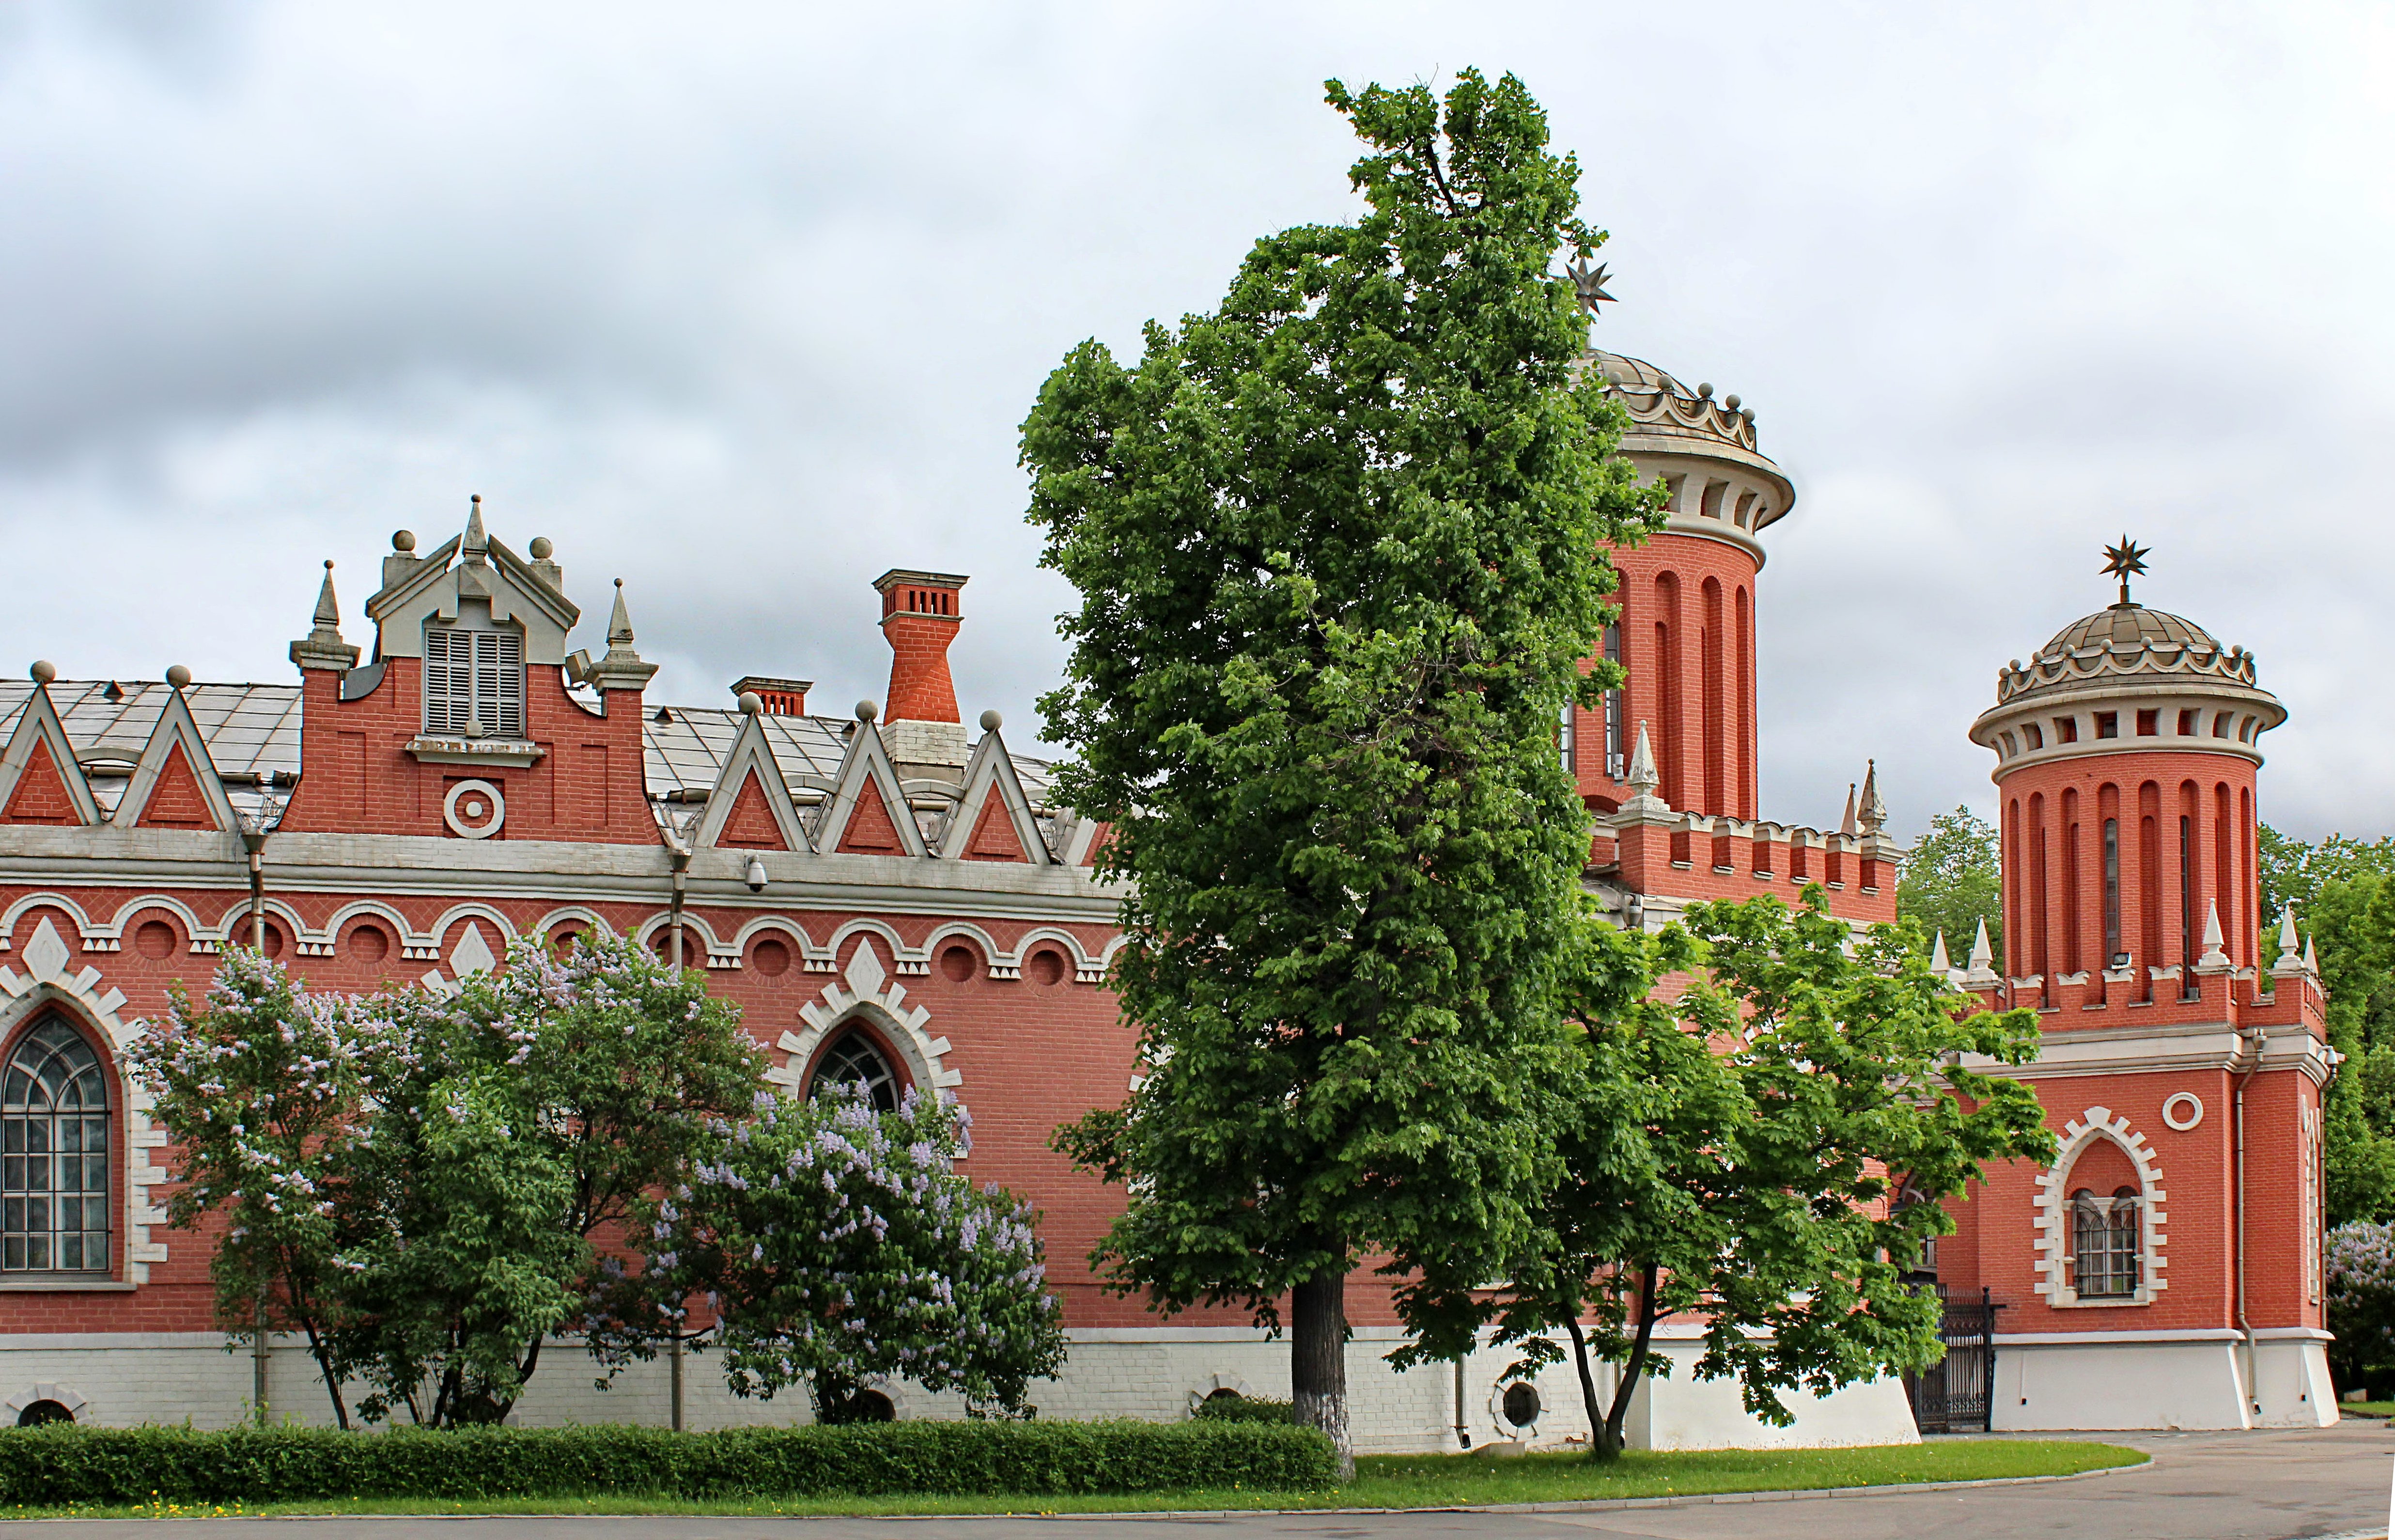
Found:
2102,535 -> 2150,606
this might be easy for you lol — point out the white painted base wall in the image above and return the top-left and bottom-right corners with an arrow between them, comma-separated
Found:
0,1326 -> 1922,1453
1990,1330 -> 2339,1431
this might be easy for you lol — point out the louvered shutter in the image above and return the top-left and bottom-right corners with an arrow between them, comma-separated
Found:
423,628 -> 473,734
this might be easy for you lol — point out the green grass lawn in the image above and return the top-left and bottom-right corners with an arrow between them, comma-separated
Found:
3,1438 -> 2146,1520
2344,1401 -> 2395,1418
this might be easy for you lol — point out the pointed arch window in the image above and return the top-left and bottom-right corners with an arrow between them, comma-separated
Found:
423,605 -> 524,738
2070,1186 -> 2141,1299
808,1028 -> 900,1113
2,1017 -> 110,1273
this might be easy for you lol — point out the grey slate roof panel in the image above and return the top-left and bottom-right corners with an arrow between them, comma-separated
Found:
0,682 -> 1057,826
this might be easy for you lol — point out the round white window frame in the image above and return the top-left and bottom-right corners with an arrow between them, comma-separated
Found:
2162,1092 -> 2205,1131
1487,1377 -> 1542,1439
444,779 -> 506,840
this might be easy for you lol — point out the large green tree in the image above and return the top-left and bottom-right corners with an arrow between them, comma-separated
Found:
1028,70 -> 1660,1469
1401,894 -> 2051,1457
1897,805 -> 2003,973
2257,826 -> 2395,1225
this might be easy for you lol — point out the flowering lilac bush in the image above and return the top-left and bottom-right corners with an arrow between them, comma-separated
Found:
131,949 -> 369,1426
2327,1220 -> 2395,1398
636,1082 -> 1065,1422
136,931 -> 762,1428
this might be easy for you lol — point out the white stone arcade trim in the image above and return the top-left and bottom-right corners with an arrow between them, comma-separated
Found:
2033,1104 -> 2166,1307
0,918 -> 170,1282
766,940 -> 962,1102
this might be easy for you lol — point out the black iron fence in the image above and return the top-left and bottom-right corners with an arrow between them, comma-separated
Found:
1905,1286 -> 2000,1433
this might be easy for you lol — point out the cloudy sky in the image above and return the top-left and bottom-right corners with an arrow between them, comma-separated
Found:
2,1 -> 2387,841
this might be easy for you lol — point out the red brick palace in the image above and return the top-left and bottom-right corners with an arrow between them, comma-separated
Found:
0,345 -> 2335,1444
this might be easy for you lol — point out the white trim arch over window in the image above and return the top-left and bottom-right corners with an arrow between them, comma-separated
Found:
2032,1106 -> 2166,1307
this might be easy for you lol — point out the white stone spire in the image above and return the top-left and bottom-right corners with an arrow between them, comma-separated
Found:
584,577 -> 658,693
2273,906 -> 2303,972
1617,721 -> 1671,820
1963,917 -> 1999,986
1840,783 -> 1858,837
2197,899 -> 2231,970
290,559 -> 361,672
1858,760 -> 1887,836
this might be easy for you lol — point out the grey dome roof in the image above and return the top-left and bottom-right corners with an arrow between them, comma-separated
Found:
1997,601 -> 2262,707
1588,351 -> 1688,396
2037,603 -> 2222,658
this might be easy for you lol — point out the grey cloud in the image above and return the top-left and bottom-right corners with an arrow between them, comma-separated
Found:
1,0 -> 2386,843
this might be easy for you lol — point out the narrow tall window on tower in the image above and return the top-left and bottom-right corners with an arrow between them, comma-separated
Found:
424,607 -> 525,738
1602,622 -> 1626,779
2102,818 -> 2122,967
1557,702 -> 1575,775
2179,815 -> 2197,997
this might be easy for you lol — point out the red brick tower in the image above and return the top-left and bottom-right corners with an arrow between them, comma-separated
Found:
1575,353 -> 1788,823
1576,341 -> 1898,932
1940,541 -> 2338,1429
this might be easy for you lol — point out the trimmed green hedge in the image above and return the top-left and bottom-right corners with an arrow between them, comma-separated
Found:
0,1419 -> 1340,1506
1193,1396 -> 1294,1425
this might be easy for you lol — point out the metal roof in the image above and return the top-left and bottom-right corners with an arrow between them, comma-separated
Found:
0,682 -> 1058,824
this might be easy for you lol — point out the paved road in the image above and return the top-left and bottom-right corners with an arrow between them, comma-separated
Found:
28,1423 -> 2394,1540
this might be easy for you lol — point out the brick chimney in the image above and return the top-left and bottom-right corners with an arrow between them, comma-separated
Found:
872,569 -> 968,779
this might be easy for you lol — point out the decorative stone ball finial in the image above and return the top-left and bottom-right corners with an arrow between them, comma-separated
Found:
855,699 -> 879,723
528,537 -> 554,560
1723,394 -> 1741,411
393,529 -> 417,553
166,664 -> 192,690
29,660 -> 57,685
738,691 -> 763,716
979,708 -> 1002,732
1696,382 -> 1714,399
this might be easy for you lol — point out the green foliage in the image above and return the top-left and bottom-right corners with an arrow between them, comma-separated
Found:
632,1082 -> 1065,1422
134,933 -> 765,1428
0,1421 -> 1339,1506
1192,1396 -> 1294,1424
2258,824 -> 2395,926
2264,827 -> 2395,1225
2328,1222 -> 2395,1398
1404,893 -> 2053,1457
1897,806 -> 2003,973
128,949 -> 368,1427
1028,67 -> 1662,1460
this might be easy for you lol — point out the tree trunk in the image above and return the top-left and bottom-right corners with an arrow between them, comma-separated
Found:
1291,1264 -> 1353,1481
1560,1313 -> 1605,1461
1598,1263 -> 1662,1458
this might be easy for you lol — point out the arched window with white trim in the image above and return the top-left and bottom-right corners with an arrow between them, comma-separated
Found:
2070,1186 -> 2140,1299
2,1016 -> 110,1274
808,1027 -> 901,1113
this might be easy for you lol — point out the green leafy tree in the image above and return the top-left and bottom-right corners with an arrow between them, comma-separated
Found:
331,933 -> 762,1425
132,949 -> 369,1428
638,1082 -> 1065,1421
2258,824 -> 2395,927
2312,873 -> 2395,1224
1897,806 -> 2003,972
1404,893 -> 2053,1458
1028,69 -> 1661,1470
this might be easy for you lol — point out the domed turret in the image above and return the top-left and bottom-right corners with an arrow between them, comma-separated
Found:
1968,539 -> 2281,999
1973,543 -> 2282,770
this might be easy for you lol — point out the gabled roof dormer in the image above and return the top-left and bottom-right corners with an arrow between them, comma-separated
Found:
0,669 -> 102,827
813,703 -> 926,859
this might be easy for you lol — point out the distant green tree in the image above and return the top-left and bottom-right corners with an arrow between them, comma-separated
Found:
1029,69 -> 1661,1473
1897,806 -> 2003,971
2258,824 -> 2395,927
